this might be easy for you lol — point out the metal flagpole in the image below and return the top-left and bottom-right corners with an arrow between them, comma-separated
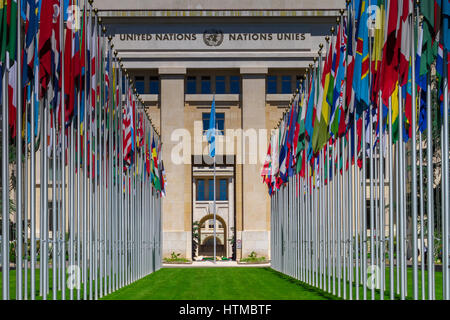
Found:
398,80 -> 405,300
30,74 -> 36,300
337,138 -> 341,297
213,110 -> 217,263
353,115 -> 359,300
388,97 -> 394,300
443,46 -> 449,301
2,58 -> 10,301
410,6 -> 418,300
362,109 -> 367,300
426,73 -> 433,300
378,94 -> 385,300
60,0 -> 66,300
16,0 -> 23,300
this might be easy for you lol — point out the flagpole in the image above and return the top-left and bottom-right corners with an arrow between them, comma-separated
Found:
410,3 -> 418,300
388,96 -> 394,300
2,58 -> 10,301
60,0 -> 67,300
30,74 -> 36,301
213,106 -> 217,264
16,0 -> 23,301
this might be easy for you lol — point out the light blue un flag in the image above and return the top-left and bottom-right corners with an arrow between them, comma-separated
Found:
206,96 -> 216,158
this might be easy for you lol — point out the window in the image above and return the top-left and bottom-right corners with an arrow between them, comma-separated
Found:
208,220 -> 215,229
208,179 -> 214,201
201,76 -> 211,94
196,178 -> 229,201
215,76 -> 226,94
267,75 -> 277,94
281,75 -> 292,94
186,76 -> 197,94
202,112 -> 225,135
219,179 -> 228,201
197,179 -> 205,201
149,76 -> 159,94
135,76 -> 145,94
229,76 -> 240,94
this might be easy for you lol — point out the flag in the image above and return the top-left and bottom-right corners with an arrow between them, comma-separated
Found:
206,96 -> 216,158
443,0 -> 450,52
296,92 -> 307,176
151,136 -> 160,191
419,0 -> 440,76
312,35 -> 333,153
261,141 -> 271,179
391,82 -> 399,144
371,0 -> 385,106
353,0 -> 370,116
123,88 -> 132,166
399,0 -> 412,87
331,18 -> 347,137
38,0 -> 60,100
381,0 -> 401,104
1,0 -> 18,65
8,60 -> 17,137
160,160 -> 166,197
22,0 -> 39,87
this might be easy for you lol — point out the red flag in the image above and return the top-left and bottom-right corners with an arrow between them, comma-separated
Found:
381,0 -> 401,105
38,0 -> 60,99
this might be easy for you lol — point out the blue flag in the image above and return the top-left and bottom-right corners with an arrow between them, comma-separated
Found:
207,96 -> 216,158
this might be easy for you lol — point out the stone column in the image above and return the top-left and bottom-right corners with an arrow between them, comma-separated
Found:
159,67 -> 191,259
240,67 -> 269,259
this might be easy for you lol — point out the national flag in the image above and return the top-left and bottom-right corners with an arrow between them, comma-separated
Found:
22,0 -> 39,88
443,0 -> 450,52
391,82 -> 400,144
1,0 -> 18,65
381,0 -> 401,104
399,0 -> 412,87
8,60 -> 17,137
371,0 -> 385,106
330,18 -> 347,137
123,88 -> 132,166
353,0 -> 370,116
206,96 -> 216,158
261,141 -> 271,179
312,34 -> 333,153
151,136 -> 160,191
419,0 -> 440,76
38,0 -> 60,100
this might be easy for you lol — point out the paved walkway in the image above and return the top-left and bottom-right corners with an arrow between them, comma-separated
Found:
163,261 -> 271,268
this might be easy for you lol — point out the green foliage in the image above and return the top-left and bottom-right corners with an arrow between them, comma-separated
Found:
163,251 -> 189,263
240,251 -> 267,263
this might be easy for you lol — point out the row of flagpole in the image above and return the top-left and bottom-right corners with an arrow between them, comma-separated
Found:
266,0 -> 449,300
1,0 -> 165,300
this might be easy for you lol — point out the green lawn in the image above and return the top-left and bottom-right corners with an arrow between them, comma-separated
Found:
101,267 -> 337,300
303,266 -> 443,300
1,266 -> 444,300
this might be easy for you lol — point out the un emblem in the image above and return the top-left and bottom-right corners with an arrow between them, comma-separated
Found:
203,29 -> 224,47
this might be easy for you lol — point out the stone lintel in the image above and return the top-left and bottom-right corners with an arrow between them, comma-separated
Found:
240,67 -> 268,75
158,67 -> 187,76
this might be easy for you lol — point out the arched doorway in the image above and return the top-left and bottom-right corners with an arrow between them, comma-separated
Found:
197,214 -> 227,258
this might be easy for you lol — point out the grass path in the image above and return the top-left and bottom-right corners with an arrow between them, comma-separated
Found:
101,267 -> 337,300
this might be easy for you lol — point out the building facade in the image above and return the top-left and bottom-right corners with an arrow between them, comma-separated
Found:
96,0 -> 346,260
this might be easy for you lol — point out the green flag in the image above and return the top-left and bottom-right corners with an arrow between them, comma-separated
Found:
0,0 -> 18,65
419,1 -> 438,76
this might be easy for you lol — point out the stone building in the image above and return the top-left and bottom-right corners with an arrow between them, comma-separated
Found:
96,0 -> 346,260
